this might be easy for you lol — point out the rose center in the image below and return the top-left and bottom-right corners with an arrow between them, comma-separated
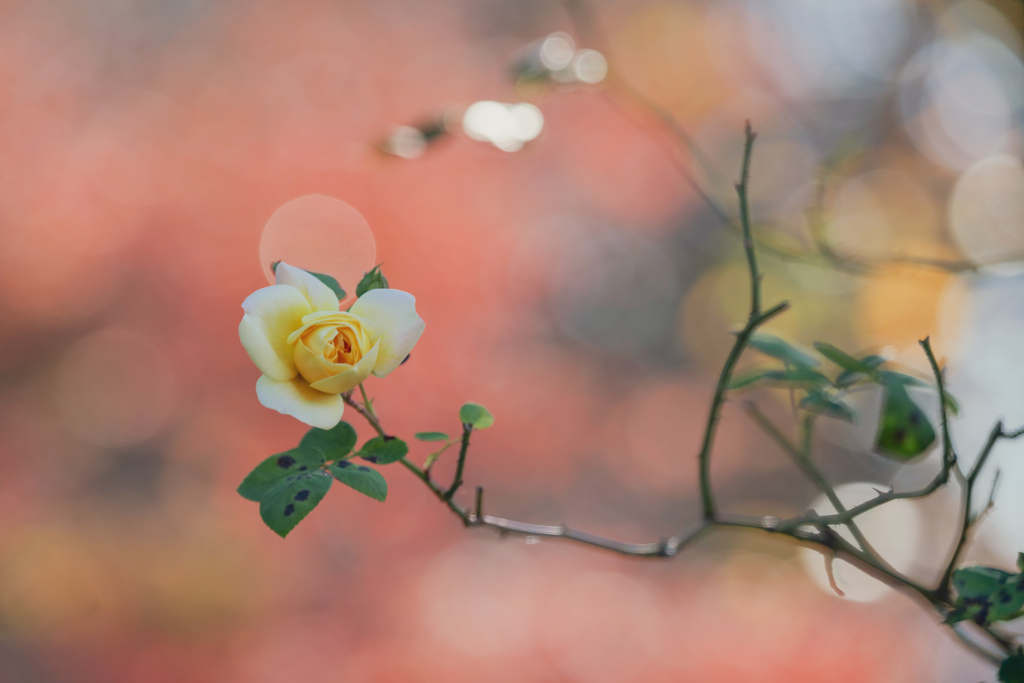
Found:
330,326 -> 361,365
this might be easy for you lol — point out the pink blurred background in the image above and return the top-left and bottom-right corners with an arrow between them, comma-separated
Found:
2,0 -> 1024,680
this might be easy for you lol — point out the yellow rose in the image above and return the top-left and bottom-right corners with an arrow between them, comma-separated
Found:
239,262 -> 425,428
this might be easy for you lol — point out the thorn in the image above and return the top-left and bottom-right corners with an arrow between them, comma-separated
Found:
824,551 -> 846,598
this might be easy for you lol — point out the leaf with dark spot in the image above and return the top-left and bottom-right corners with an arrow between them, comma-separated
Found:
949,566 -> 1024,626
357,436 -> 408,465
237,447 -> 324,502
329,460 -> 387,502
873,383 -> 935,461
259,470 -> 332,538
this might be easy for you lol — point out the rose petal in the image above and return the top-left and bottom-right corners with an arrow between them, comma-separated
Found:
349,289 -> 425,377
275,262 -> 339,313
287,310 -> 376,346
294,334 -> 339,384
255,375 -> 345,429
239,285 -> 311,381
309,341 -> 379,394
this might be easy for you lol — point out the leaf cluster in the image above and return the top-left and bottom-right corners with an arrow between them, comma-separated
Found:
237,420 -> 397,537
730,334 -> 956,461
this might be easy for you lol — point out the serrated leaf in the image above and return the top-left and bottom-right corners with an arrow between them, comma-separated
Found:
749,333 -> 820,368
728,368 -> 771,390
460,403 -> 494,429
760,367 -> 832,389
813,342 -> 879,376
300,421 -> 358,461
270,261 -> 346,300
800,390 -> 855,423
1001,653 -> 1024,682
414,432 -> 449,442
237,447 -> 325,502
874,383 -> 936,461
329,460 -> 387,502
259,470 -> 332,538
358,436 -> 409,465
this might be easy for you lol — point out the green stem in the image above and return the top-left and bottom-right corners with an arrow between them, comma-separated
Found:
737,122 -> 760,316
445,425 -> 473,500
358,383 -> 376,419
697,123 -> 787,522
342,392 -> 386,439
697,301 -> 788,520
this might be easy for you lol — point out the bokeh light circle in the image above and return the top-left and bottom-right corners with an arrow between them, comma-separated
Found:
259,195 -> 376,298
799,482 -> 922,602
950,154 -> 1024,269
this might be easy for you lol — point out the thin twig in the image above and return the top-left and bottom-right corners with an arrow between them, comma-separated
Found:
445,425 -> 473,500
556,0 -> 1024,278
737,121 -> 760,316
938,422 -> 1024,598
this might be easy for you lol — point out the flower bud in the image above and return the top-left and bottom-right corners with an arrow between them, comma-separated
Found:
356,265 -> 389,297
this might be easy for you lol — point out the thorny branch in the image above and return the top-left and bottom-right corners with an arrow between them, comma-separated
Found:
342,123 -> 1024,667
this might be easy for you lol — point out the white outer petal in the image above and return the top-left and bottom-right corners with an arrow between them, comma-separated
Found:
349,288 -> 425,377
275,262 -> 340,312
239,285 -> 310,381
255,375 -> 345,429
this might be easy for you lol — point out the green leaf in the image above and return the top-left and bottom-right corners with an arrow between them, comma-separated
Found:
300,421 -> 358,461
414,432 -> 449,442
237,447 -> 325,502
835,354 -> 886,388
749,333 -> 820,368
813,342 -> 879,376
760,367 -> 832,389
358,436 -> 409,465
728,368 -> 771,390
800,390 -> 855,423
874,383 -> 936,461
1000,653 -> 1024,683
954,566 -> 1011,600
329,460 -> 387,502
259,470 -> 332,538
270,261 -> 346,300
459,403 -> 495,429
878,370 -> 928,388
880,370 -> 960,417
950,566 -> 1024,626
356,264 -> 389,297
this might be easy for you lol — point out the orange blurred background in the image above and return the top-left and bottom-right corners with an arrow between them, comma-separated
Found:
2,0 -> 1024,680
